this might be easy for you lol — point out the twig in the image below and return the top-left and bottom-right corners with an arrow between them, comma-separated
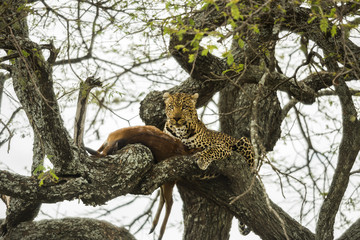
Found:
0,107 -> 22,152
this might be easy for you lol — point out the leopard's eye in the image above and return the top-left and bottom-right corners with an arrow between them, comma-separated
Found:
168,104 -> 174,110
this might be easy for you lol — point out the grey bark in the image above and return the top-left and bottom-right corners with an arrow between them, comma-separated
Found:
3,218 -> 136,240
337,218 -> 360,240
177,183 -> 232,240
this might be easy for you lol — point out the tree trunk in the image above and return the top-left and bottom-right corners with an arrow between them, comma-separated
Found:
177,183 -> 232,240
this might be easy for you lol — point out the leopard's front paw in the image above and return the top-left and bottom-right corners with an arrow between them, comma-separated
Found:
196,158 -> 211,170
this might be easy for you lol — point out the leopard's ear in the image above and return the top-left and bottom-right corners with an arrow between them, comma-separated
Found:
163,92 -> 171,100
192,93 -> 199,101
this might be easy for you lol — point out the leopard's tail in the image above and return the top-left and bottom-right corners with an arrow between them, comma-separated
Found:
238,220 -> 251,235
232,137 -> 255,167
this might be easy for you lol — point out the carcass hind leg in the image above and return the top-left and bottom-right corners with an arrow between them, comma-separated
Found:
158,182 -> 174,240
149,182 -> 175,240
149,186 -> 165,234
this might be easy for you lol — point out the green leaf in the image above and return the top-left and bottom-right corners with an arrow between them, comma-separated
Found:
320,192 -> 328,197
308,16 -> 317,24
226,52 -> 234,66
238,38 -> 244,48
331,25 -> 337,37
320,18 -> 328,33
175,44 -> 185,50
203,0 -> 219,11
33,165 -> 45,175
177,29 -> 187,41
39,178 -> 44,187
189,18 -> 195,26
165,1 -> 171,11
194,31 -> 204,41
207,45 -> 218,51
228,18 -> 237,29
188,54 -> 195,63
251,24 -> 260,34
329,7 -> 337,18
230,4 -> 241,20
38,171 -> 44,178
50,170 -> 59,182
235,63 -> 244,72
201,48 -> 209,56
21,50 -> 30,57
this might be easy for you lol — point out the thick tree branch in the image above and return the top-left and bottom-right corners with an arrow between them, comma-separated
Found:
1,1 -> 77,174
337,218 -> 360,240
315,79 -> 360,240
140,151 -> 315,239
0,141 -> 315,239
3,218 -> 136,240
265,69 -> 359,104
0,145 -> 154,205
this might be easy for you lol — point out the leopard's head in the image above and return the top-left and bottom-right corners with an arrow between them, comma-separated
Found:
163,92 -> 199,127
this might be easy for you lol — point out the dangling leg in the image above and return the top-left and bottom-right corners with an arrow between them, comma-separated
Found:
158,182 -> 175,240
149,186 -> 165,234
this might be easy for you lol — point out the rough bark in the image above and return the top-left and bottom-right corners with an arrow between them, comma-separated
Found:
219,73 -> 282,153
1,1 -> 78,234
3,218 -> 136,240
1,0 -> 78,174
337,218 -> 360,240
0,145 -> 315,239
177,183 -> 232,240
0,144 -> 156,204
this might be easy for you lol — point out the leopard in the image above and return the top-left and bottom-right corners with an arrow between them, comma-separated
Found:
163,92 -> 255,236
163,92 -> 255,171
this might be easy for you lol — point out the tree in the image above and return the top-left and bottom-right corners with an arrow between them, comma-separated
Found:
1,0 -> 360,239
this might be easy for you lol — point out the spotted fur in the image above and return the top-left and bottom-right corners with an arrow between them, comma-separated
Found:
163,92 -> 255,170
